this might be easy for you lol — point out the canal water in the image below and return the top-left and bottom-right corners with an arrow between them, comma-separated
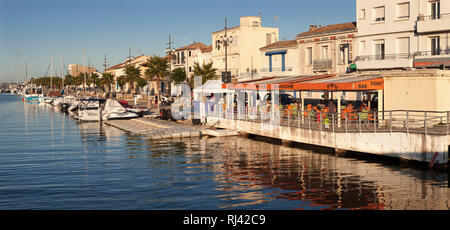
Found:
0,94 -> 448,210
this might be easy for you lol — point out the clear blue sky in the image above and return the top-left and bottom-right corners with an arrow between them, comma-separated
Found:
0,0 -> 355,83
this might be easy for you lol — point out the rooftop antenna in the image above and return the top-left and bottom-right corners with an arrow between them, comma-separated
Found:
128,45 -> 132,64
102,54 -> 109,73
274,15 -> 279,28
167,35 -> 174,51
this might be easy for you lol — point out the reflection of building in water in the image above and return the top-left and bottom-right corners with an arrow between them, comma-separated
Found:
201,137 -> 448,210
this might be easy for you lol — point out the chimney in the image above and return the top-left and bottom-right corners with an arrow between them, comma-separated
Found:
309,25 -> 317,31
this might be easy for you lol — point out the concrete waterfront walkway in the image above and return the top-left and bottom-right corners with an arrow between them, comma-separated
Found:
104,117 -> 240,139
104,118 -> 205,139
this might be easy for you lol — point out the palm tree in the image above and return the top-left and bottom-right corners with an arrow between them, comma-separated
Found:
136,77 -> 147,95
193,62 -> 217,86
117,75 -> 127,98
100,72 -> 115,98
144,55 -> 169,110
89,73 -> 100,94
63,74 -> 74,93
171,67 -> 187,84
123,65 -> 141,97
74,74 -> 85,94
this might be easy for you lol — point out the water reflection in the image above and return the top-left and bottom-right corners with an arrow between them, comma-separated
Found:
120,134 -> 448,210
0,95 -> 448,210
210,137 -> 449,209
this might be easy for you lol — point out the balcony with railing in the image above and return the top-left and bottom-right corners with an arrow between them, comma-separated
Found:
417,13 -> 450,33
414,49 -> 450,68
259,67 -> 294,77
355,53 -> 414,70
260,67 -> 293,72
414,49 -> 450,57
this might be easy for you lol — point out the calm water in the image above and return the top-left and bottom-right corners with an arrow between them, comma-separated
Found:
0,94 -> 448,210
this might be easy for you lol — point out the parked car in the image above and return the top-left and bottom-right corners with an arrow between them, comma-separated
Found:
263,93 -> 300,105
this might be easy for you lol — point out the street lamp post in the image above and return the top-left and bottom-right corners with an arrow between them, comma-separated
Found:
165,35 -> 175,97
222,18 -> 233,83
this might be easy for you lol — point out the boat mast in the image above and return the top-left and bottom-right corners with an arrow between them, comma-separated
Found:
25,56 -> 28,85
15,50 -> 19,86
50,56 -> 53,91
60,56 -> 64,91
83,49 -> 86,94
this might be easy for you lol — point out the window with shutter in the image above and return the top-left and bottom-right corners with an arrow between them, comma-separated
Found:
306,47 -> 313,66
359,9 -> 366,20
321,46 -> 329,60
397,37 -> 410,57
374,40 -> 385,60
373,6 -> 385,22
397,2 -> 410,19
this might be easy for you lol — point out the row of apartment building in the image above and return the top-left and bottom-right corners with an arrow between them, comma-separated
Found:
95,0 -> 449,100
169,0 -> 449,82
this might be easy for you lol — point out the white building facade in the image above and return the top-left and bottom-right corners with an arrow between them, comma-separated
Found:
171,42 -> 212,81
356,0 -> 450,70
211,16 -> 279,80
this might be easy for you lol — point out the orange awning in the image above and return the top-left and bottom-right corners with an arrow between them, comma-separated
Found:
223,74 -> 384,91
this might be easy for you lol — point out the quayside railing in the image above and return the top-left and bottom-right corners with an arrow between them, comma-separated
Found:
205,106 -> 450,136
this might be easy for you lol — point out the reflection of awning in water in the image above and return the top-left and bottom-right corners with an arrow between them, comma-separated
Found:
223,74 -> 384,91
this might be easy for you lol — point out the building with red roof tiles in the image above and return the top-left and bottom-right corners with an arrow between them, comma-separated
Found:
105,54 -> 151,93
296,22 -> 357,75
171,42 -> 212,81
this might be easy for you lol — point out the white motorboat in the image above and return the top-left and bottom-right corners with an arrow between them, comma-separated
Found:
69,97 -> 99,112
73,98 -> 106,122
52,97 -> 63,107
117,100 -> 149,117
38,97 -> 53,104
58,96 -> 76,112
74,99 -> 138,121
102,99 -> 138,120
